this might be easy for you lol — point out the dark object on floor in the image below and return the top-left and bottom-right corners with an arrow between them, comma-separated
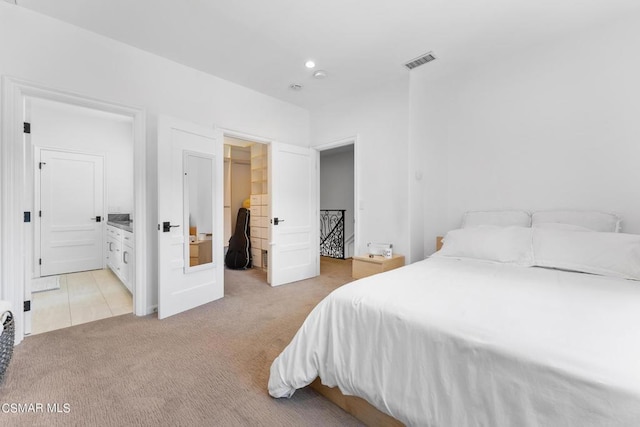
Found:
0,311 -> 14,385
225,208 -> 252,269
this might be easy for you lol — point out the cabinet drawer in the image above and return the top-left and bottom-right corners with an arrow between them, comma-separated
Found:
250,194 -> 261,207
250,237 -> 261,250
250,205 -> 262,217
251,248 -> 262,267
189,241 -> 212,264
122,245 -> 134,266
252,227 -> 262,239
256,227 -> 269,240
122,231 -> 134,246
107,237 -> 122,254
190,243 -> 200,257
352,260 -> 381,279
352,255 -> 405,279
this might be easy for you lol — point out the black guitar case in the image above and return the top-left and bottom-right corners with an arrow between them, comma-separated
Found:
225,207 -> 252,269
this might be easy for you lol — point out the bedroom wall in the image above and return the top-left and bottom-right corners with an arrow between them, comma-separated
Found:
411,13 -> 640,254
0,3 -> 310,312
311,78 -> 411,259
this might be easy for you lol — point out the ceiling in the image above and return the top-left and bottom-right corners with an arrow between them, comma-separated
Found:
15,0 -> 640,110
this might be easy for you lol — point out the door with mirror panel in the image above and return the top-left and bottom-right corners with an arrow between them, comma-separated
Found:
157,116 -> 223,319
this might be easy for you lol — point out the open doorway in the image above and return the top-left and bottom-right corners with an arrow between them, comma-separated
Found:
27,97 -> 135,335
317,137 -> 358,276
223,136 -> 269,285
2,77 -> 146,344
320,145 -> 355,258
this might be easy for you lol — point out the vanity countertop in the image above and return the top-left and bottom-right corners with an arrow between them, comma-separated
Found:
107,213 -> 133,233
107,220 -> 133,233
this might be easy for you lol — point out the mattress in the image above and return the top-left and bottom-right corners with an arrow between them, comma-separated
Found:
268,257 -> 640,426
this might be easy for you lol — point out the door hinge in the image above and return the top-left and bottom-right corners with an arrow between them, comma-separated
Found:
39,210 -> 42,217
39,258 -> 42,265
24,300 -> 31,312
23,122 -> 31,134
24,211 -> 31,223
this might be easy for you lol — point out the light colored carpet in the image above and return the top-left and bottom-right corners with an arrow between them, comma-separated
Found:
30,275 -> 61,293
1,258 -> 363,426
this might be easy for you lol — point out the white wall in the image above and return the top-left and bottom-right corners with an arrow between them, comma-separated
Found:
412,14 -> 640,254
320,146 -> 355,253
29,98 -> 134,215
0,5 -> 310,146
0,3 -> 310,312
311,78 -> 411,259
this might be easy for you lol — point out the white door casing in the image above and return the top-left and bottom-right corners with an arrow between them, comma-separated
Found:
157,116 -> 223,319
2,77 -> 147,345
268,142 -> 319,286
39,149 -> 105,276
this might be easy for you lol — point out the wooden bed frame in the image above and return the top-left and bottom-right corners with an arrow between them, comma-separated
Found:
310,378 -> 404,426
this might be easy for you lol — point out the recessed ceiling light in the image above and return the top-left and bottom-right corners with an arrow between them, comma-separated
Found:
313,70 -> 328,79
289,83 -> 303,91
305,60 -> 316,69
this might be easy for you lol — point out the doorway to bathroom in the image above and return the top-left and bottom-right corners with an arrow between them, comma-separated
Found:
26,96 -> 135,335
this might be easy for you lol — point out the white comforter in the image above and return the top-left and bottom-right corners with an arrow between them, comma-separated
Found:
268,257 -> 640,426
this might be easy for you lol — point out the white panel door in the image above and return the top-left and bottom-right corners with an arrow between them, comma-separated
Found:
268,142 -> 319,286
40,149 -> 104,276
157,116 -> 224,319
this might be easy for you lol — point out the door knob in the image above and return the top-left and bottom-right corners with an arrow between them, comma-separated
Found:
273,217 -> 285,226
91,216 -> 102,222
162,221 -> 180,232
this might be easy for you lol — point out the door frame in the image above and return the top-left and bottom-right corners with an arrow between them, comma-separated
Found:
1,76 -> 147,344
216,127 -> 273,279
34,147 -> 107,278
314,135 -> 360,257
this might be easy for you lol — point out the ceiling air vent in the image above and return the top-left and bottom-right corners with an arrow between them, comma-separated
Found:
404,52 -> 436,70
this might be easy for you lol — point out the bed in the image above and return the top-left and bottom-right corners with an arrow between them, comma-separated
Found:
268,212 -> 640,426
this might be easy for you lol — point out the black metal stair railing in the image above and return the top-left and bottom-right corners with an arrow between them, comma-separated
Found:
320,209 -> 345,259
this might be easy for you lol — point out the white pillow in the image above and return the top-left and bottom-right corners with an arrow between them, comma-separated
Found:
462,210 -> 531,228
435,226 -> 534,266
531,222 -> 594,232
531,210 -> 621,233
532,228 -> 640,280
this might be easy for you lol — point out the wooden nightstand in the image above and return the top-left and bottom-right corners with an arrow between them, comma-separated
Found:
352,254 -> 405,279
189,240 -> 212,266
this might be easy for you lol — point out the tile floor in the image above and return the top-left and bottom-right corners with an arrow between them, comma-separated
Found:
31,269 -> 133,335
